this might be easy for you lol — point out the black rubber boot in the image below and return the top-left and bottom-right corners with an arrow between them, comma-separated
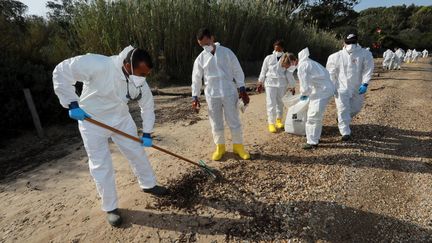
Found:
106,209 -> 122,227
143,185 -> 168,196
341,135 -> 351,141
302,143 -> 318,150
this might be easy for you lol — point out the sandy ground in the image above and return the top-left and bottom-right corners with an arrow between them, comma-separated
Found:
0,58 -> 431,242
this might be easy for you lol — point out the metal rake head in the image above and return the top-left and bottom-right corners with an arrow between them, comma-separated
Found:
198,159 -> 218,179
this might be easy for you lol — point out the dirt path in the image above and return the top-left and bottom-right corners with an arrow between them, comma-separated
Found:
1,59 -> 431,242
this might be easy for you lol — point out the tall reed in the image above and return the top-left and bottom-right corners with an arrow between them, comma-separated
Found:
71,0 -> 340,84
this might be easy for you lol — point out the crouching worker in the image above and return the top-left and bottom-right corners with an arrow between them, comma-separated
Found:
52,46 -> 167,227
282,48 -> 335,149
257,40 -> 296,133
191,28 -> 251,161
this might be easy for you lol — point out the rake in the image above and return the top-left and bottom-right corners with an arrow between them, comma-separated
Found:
85,118 -> 218,178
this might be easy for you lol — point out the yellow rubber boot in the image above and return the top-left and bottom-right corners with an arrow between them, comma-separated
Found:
233,144 -> 251,160
268,124 -> 277,133
276,118 -> 284,129
211,144 -> 226,161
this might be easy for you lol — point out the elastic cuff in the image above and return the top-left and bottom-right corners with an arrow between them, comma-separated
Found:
239,86 -> 246,93
143,133 -> 152,138
68,101 -> 79,109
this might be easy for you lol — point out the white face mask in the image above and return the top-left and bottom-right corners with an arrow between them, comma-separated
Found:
203,45 -> 214,53
287,65 -> 297,72
345,44 -> 356,53
129,75 -> 146,87
276,51 -> 283,57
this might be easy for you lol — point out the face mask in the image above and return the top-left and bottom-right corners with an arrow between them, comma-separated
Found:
276,51 -> 283,57
287,65 -> 297,72
345,44 -> 356,53
203,45 -> 214,53
129,75 -> 146,87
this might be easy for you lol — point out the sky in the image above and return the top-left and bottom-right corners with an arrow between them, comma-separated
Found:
19,0 -> 48,17
18,0 -> 432,16
354,0 -> 432,11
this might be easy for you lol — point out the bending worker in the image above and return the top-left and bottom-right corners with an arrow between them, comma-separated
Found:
326,33 -> 374,141
191,28 -> 251,161
281,49 -> 335,149
257,40 -> 296,133
52,46 -> 167,227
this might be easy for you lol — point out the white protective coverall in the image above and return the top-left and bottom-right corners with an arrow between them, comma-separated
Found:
411,49 -> 419,62
423,49 -> 429,58
389,50 -> 397,70
258,51 -> 296,124
326,44 -> 374,136
395,48 -> 404,69
192,42 -> 245,145
52,46 -> 157,212
404,49 -> 412,63
297,48 -> 335,145
382,49 -> 393,69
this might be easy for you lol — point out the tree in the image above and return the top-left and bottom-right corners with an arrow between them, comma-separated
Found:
302,0 -> 359,36
356,5 -> 432,50
410,6 -> 432,32
0,0 -> 27,49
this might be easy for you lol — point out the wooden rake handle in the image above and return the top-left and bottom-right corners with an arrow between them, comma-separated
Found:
85,118 -> 201,167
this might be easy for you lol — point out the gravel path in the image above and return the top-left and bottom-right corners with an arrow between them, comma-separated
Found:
0,58 -> 431,242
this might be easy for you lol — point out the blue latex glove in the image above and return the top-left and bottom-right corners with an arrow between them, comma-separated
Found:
359,83 -> 368,94
68,101 -> 91,121
141,133 -> 153,147
300,95 -> 309,101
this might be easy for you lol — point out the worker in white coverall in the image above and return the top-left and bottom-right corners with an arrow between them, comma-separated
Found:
389,50 -> 396,70
394,48 -> 404,70
326,34 -> 374,141
423,49 -> 429,58
404,49 -> 412,63
52,46 -> 167,227
411,49 -> 419,63
282,48 -> 335,149
257,40 -> 296,133
191,28 -> 250,161
382,49 -> 394,70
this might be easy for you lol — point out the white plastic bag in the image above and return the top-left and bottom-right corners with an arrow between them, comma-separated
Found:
284,98 -> 309,135
282,93 -> 300,109
237,100 -> 248,113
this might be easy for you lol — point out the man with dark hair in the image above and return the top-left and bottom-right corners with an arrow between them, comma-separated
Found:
192,28 -> 251,161
196,27 -> 212,41
273,39 -> 285,50
52,46 -> 167,227
326,33 -> 374,141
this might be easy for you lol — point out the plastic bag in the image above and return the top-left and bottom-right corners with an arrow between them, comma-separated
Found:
282,93 -> 301,108
284,99 -> 309,135
238,100 -> 248,113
